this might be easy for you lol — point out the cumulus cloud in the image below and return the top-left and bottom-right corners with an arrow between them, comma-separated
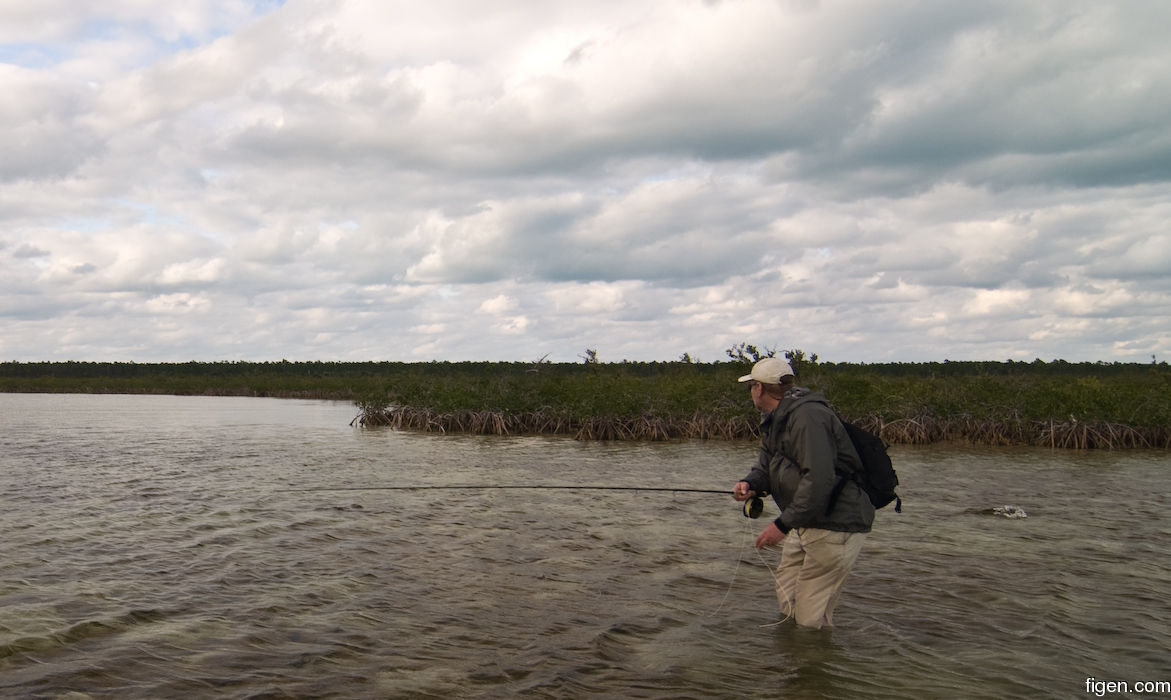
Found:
1,0 -> 1169,362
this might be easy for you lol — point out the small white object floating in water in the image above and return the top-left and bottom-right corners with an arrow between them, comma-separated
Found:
992,505 -> 1028,519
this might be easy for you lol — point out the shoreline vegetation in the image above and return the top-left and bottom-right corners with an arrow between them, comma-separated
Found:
2,357 -> 1168,449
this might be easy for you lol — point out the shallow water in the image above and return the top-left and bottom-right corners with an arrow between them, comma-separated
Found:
1,393 -> 1168,699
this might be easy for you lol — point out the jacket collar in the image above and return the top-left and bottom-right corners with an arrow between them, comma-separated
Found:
760,386 -> 813,427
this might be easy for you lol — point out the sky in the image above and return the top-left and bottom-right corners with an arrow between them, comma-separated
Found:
2,0 -> 1169,364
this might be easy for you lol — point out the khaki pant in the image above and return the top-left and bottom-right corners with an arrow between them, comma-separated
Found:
775,528 -> 867,629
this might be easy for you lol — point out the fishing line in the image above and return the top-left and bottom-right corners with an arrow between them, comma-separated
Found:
752,535 -> 794,628
709,509 -> 794,627
708,513 -> 755,617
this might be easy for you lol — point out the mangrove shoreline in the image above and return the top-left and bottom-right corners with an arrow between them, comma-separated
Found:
3,359 -> 1169,449
356,405 -> 1167,449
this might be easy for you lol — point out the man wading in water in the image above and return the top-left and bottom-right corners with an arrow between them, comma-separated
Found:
731,357 -> 874,629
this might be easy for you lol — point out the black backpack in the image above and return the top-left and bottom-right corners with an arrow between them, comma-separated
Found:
829,417 -> 902,514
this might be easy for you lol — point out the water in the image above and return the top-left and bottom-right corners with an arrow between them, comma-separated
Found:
1,393 -> 1168,699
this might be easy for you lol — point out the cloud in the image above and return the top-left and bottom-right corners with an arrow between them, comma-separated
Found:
1,0 -> 1169,363
13,243 -> 50,259
478,294 -> 517,315
0,65 -> 103,181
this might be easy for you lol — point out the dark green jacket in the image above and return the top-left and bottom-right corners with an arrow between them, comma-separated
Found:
742,388 -> 875,534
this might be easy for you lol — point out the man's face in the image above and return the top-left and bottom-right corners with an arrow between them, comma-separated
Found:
748,381 -> 766,411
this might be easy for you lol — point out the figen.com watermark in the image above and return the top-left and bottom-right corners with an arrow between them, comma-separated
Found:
1086,677 -> 1171,697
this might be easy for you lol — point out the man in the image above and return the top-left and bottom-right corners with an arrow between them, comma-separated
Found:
731,357 -> 874,629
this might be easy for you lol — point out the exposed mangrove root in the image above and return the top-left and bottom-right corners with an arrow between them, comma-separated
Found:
851,413 -> 1167,449
357,406 -> 1166,448
358,406 -> 759,440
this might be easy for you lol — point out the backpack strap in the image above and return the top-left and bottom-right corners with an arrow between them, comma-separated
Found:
824,413 -> 861,516
825,471 -> 854,516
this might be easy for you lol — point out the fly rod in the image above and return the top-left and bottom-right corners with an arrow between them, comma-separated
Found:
280,485 -> 730,494
278,484 -> 766,518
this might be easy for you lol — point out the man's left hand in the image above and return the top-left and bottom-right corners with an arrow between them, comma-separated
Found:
754,521 -> 785,549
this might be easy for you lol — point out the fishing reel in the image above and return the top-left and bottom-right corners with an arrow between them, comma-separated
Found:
743,496 -> 765,519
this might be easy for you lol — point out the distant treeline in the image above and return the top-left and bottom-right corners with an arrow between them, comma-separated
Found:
2,359 -> 1168,448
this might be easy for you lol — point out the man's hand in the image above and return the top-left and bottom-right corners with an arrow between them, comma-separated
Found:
754,521 -> 785,549
731,480 -> 755,502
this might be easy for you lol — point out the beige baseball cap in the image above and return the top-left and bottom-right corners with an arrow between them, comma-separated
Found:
737,357 -> 794,384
